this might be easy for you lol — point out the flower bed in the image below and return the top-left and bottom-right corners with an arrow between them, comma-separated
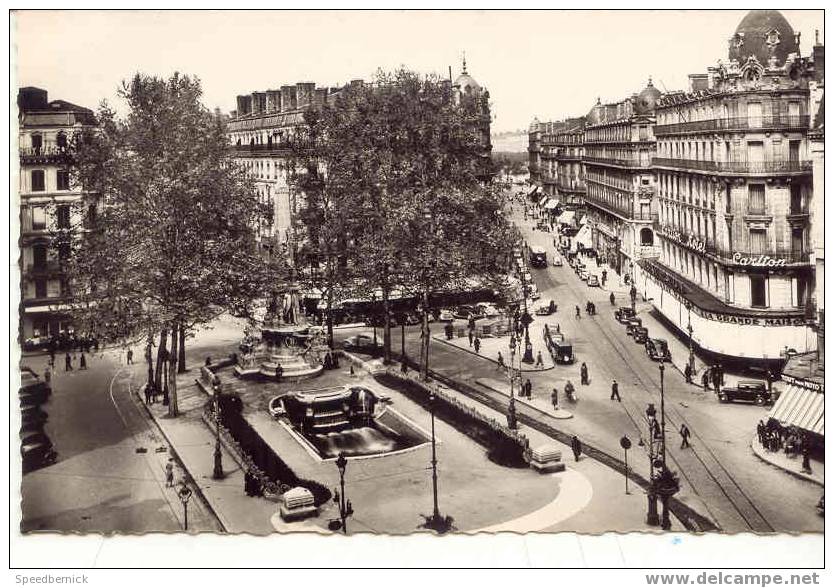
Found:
375,369 -> 530,468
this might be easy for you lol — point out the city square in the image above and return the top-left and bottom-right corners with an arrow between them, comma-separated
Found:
12,8 -> 825,564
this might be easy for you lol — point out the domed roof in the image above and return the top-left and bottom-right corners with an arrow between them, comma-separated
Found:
729,10 -> 799,66
454,56 -> 481,93
586,97 -> 602,125
634,78 -> 662,114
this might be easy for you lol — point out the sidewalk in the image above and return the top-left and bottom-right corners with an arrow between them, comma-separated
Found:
135,378 -> 279,535
750,436 -> 824,487
475,376 -> 573,419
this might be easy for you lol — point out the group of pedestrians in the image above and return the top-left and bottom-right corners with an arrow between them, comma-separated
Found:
53,350 -> 89,372
757,419 -> 813,473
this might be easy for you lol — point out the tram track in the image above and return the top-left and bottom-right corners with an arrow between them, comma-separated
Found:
523,220 -> 774,533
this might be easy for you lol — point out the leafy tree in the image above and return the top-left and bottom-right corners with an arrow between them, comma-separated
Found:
290,68 -> 512,377
66,73 -> 284,416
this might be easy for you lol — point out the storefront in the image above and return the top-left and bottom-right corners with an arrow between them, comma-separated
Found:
638,259 -> 815,362
768,371 -> 824,450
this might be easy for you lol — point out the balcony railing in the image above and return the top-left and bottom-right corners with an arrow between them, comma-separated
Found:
584,155 -> 652,169
652,158 -> 812,175
556,180 -> 586,193
585,197 -> 656,222
555,151 -> 582,161
653,115 -> 810,136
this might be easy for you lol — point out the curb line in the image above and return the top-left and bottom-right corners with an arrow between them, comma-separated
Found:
749,436 -> 824,488
432,336 -> 557,372
132,383 -> 229,533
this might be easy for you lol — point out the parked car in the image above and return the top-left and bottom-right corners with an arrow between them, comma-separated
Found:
535,299 -> 557,316
615,306 -> 637,323
342,332 -> 382,352
645,338 -> 672,362
453,305 -> 484,320
625,317 -> 643,337
528,284 -> 541,300
268,396 -> 286,419
21,405 -> 48,429
436,309 -> 455,322
717,380 -> 773,406
633,326 -> 649,344
476,303 -> 500,318
586,274 -> 600,287
21,432 -> 57,474
551,257 -> 563,267
578,269 -> 590,281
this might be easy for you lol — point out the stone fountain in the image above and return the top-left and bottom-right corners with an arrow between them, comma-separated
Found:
234,284 -> 325,381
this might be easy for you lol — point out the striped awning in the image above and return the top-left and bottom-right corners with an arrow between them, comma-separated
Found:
768,385 -> 824,436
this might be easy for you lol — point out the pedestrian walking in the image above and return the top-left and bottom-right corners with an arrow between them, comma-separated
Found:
702,370 -> 710,392
79,353 -> 87,370
144,383 -> 152,404
524,378 -> 533,399
570,435 -> 582,462
602,269 -> 607,284
679,424 -> 691,449
575,305 -> 581,319
801,442 -> 812,474
610,379 -> 621,402
127,349 -> 134,365
165,460 -> 174,488
468,330 -> 474,347
48,347 -> 56,367
64,352 -> 73,371
580,362 -> 589,385
473,337 -> 481,354
274,363 -> 283,382
684,362 -> 693,384
44,366 -> 51,386
551,387 -> 559,409
609,292 -> 615,306
564,379 -> 576,402
535,351 -> 544,369
497,351 -> 505,371
756,420 -> 765,446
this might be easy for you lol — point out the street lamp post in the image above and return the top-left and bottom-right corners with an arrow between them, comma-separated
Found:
645,360 -> 679,529
686,305 -> 695,375
333,452 -> 353,534
177,480 -> 193,531
212,379 -> 224,480
422,390 -> 453,534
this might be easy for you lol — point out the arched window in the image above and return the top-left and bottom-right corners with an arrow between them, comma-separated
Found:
640,228 -> 653,246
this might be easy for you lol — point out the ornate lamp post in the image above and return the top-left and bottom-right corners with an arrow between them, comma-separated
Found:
421,390 -> 453,534
686,303 -> 695,375
211,379 -> 224,480
333,452 -> 353,534
518,270 -> 534,364
177,480 -> 193,531
644,361 -> 679,529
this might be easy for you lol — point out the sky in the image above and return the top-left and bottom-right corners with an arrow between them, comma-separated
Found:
13,9 -> 824,133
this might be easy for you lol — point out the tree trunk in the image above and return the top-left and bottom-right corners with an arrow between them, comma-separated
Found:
146,336 -> 155,389
168,323 -> 179,418
382,286 -> 392,365
155,328 -> 168,389
177,326 -> 186,373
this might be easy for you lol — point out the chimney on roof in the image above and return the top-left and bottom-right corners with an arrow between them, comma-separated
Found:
266,90 -> 281,113
18,87 -> 49,112
314,88 -> 329,107
280,85 -> 297,112
688,74 -> 709,92
296,82 -> 316,109
236,95 -> 252,116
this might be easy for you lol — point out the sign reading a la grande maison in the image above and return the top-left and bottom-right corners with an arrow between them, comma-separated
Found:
691,307 -> 807,327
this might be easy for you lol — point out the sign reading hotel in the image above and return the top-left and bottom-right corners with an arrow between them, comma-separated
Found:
660,226 -> 707,254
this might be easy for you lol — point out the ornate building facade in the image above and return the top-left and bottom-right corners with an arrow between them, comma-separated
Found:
17,87 -> 95,346
584,81 -> 661,275
642,10 -> 824,362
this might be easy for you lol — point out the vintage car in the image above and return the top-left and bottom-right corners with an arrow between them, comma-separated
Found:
342,332 -> 382,352
535,299 -> 557,316
586,274 -> 600,287
615,306 -> 637,323
436,308 -> 455,322
21,405 -> 48,429
268,396 -> 287,419
476,303 -> 501,318
528,283 -> 541,300
550,339 -> 575,364
633,326 -> 649,344
578,269 -> 590,282
21,432 -> 57,474
453,305 -> 485,320
529,246 -> 548,268
551,256 -> 563,267
625,317 -> 643,337
717,380 -> 773,406
645,338 -> 672,362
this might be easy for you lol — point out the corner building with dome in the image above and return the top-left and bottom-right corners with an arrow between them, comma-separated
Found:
645,10 -> 824,364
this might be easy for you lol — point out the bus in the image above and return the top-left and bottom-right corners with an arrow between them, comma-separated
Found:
529,246 -> 547,268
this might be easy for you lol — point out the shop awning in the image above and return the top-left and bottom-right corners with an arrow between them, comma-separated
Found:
575,224 -> 593,248
544,199 -> 559,210
557,210 -> 576,225
768,385 -> 824,436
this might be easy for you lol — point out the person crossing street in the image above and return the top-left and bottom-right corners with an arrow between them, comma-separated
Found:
610,379 -> 621,402
580,362 -> 589,385
679,424 -> 691,449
